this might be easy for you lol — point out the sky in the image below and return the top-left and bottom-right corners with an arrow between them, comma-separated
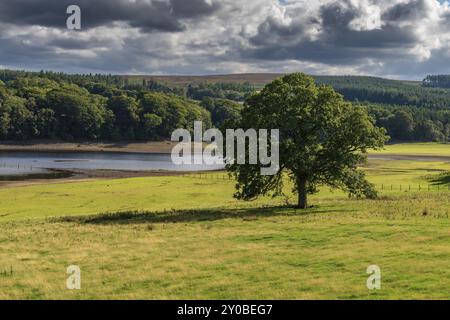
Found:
1,0 -> 450,79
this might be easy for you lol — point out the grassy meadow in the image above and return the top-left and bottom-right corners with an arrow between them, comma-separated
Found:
0,143 -> 450,299
375,143 -> 450,157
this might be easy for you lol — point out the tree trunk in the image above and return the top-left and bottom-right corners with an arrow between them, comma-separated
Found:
297,176 -> 308,209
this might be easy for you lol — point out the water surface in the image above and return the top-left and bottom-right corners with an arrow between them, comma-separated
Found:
0,151 -> 225,179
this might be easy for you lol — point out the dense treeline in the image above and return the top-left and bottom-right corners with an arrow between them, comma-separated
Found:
0,69 -> 125,87
187,82 -> 254,102
422,75 -> 450,89
0,70 -> 242,141
200,97 -> 242,127
309,76 -> 450,141
3,69 -> 450,143
313,76 -> 450,109
185,75 -> 450,110
366,104 -> 450,142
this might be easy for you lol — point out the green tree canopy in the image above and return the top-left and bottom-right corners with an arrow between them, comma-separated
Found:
142,113 -> 163,139
140,92 -> 211,137
107,95 -> 141,139
227,73 -> 388,209
390,110 -> 415,141
201,97 -> 242,127
46,88 -> 108,140
0,80 -> 7,101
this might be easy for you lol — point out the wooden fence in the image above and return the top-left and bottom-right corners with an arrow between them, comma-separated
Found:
179,173 -> 450,192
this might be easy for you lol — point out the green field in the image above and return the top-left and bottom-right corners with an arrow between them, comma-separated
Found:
374,143 -> 450,157
1,143 -> 450,299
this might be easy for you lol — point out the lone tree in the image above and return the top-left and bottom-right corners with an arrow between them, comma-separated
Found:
227,73 -> 388,209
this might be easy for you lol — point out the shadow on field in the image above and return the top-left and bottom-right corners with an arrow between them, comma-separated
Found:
430,172 -> 450,186
53,206 -> 351,225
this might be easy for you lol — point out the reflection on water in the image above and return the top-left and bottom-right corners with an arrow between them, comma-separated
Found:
0,151 -> 225,179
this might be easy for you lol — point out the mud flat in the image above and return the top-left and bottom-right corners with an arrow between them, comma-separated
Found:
0,140 -> 178,154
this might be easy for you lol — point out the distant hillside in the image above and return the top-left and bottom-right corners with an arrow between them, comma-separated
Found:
123,73 -> 450,109
124,73 -> 420,88
124,73 -> 284,88
313,76 -> 450,109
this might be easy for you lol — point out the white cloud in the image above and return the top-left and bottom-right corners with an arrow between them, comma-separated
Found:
1,0 -> 450,79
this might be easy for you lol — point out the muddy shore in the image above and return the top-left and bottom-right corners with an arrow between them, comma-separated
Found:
0,168 -> 211,188
0,140 -> 179,154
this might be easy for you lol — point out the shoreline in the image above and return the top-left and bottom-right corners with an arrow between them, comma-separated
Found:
0,140 -> 222,187
0,168 -> 221,188
0,140 -> 178,154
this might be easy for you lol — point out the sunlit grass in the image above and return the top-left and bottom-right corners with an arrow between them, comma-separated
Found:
372,142 -> 450,156
0,143 -> 450,299
0,200 -> 449,299
1,158 -> 449,222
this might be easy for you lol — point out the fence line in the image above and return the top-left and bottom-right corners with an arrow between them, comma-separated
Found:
0,166 -> 448,192
179,173 -> 450,192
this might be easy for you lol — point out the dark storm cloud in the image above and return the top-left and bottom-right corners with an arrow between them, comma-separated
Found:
320,0 -> 357,30
318,1 -> 419,49
242,38 -> 410,66
0,0 -> 219,32
171,0 -> 220,18
241,0 -> 424,66
0,36 -> 61,70
382,0 -> 429,22
249,16 -> 309,46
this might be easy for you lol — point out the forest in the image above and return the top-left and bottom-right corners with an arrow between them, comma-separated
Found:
423,75 -> 450,89
0,70 -> 240,140
1,69 -> 450,142
312,75 -> 450,142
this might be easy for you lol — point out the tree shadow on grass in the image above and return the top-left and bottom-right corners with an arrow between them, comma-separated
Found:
53,205 -> 355,226
429,172 -> 450,186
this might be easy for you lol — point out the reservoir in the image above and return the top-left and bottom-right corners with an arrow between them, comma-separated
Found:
0,151 -> 225,180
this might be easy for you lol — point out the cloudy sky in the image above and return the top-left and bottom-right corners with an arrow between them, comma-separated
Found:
0,0 -> 450,79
